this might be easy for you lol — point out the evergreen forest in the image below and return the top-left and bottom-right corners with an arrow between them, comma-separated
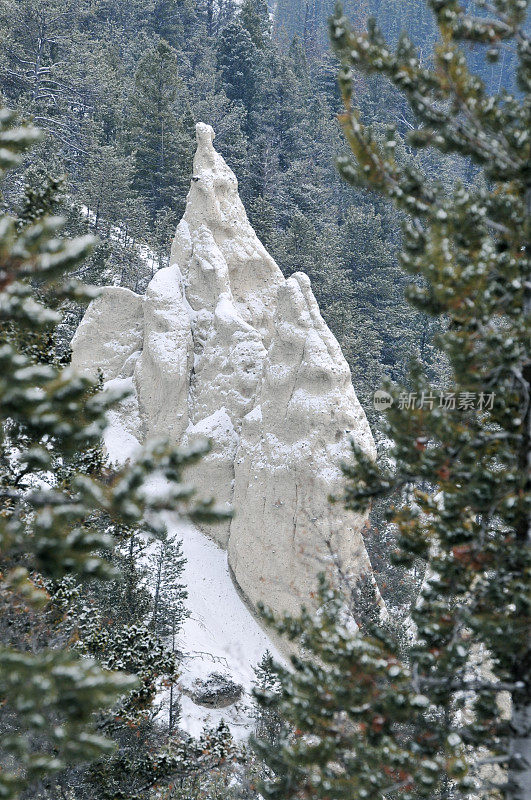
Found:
0,1 -> 529,799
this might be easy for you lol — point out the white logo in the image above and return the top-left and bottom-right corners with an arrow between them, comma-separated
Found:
373,390 -> 393,410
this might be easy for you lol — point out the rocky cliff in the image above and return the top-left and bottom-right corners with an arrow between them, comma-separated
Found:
72,122 -> 377,621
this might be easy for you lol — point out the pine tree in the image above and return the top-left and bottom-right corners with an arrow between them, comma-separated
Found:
148,534 -> 187,638
255,2 -> 530,798
252,651 -> 284,746
0,107 -> 135,800
83,143 -> 135,235
0,107 -> 229,799
0,0 -> 91,155
240,0 -> 271,49
216,21 -> 258,123
151,0 -> 192,46
127,39 -> 183,219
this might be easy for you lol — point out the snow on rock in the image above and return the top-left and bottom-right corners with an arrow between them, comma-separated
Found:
135,265 -> 192,442
101,376 -> 142,464
71,121 -> 380,642
71,286 -> 143,381
188,672 -> 243,709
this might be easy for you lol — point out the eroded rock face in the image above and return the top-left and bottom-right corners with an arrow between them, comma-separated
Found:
71,122 -> 378,621
71,286 -> 144,382
228,271 -> 375,616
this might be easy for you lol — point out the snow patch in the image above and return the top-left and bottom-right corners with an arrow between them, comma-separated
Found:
103,412 -> 281,740
167,515 -> 280,739
103,376 -> 142,464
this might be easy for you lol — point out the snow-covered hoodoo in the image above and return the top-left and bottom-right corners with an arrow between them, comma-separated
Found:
72,122 -> 377,622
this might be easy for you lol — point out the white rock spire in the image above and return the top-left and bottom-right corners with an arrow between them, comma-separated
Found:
71,122 -> 379,622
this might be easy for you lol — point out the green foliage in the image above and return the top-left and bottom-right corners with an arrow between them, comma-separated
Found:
0,0 -> 444,431
0,107 -> 135,799
254,2 -> 530,799
252,651 -> 284,745
240,0 -> 271,49
216,21 -> 259,116
148,535 -> 187,637
256,576 -> 446,800
128,40 -> 186,219
0,107 -> 230,799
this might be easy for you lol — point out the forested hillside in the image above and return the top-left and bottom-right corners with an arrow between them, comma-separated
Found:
0,0 -> 456,420
1,1 -> 528,799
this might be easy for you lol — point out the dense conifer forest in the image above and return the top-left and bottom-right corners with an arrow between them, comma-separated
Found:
0,0 -> 458,419
0,1 -> 529,799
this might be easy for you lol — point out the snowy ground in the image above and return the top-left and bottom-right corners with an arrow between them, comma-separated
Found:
167,515 -> 280,739
103,403 -> 281,740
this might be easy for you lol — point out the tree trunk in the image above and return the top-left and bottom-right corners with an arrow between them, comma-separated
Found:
152,543 -> 164,632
